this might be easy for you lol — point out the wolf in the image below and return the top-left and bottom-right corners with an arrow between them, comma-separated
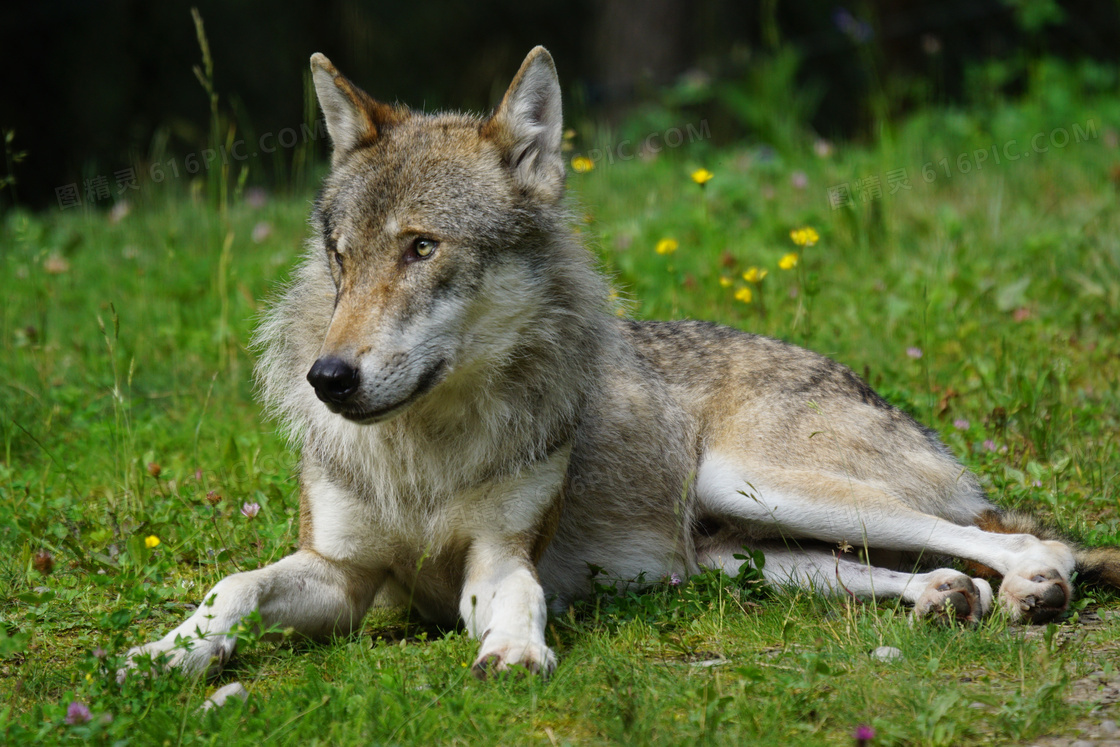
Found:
123,47 -> 1120,680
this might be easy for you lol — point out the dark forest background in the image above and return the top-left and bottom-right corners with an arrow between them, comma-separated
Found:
2,0 -> 1118,209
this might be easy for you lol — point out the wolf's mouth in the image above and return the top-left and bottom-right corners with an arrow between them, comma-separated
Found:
333,359 -> 447,425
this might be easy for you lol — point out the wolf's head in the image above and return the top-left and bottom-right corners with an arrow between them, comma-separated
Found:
302,47 -> 571,425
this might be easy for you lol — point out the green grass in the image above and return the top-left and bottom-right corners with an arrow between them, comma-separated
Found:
4,74 -> 1120,744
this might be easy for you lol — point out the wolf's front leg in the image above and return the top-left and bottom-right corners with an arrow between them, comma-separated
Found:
460,542 -> 555,679
120,550 -> 381,679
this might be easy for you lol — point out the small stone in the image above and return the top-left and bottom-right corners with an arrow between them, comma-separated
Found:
201,682 -> 248,711
691,658 -> 729,668
1071,741 -> 1094,747
871,646 -> 903,661
1102,719 -> 1119,734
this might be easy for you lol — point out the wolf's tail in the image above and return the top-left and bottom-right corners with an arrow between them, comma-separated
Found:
1075,546 -> 1120,587
975,509 -> 1120,587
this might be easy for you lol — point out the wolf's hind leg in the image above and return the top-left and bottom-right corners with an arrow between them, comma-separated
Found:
696,455 -> 1075,622
700,543 -> 993,622
119,551 -> 382,680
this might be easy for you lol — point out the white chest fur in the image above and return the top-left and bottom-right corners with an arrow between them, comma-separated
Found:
302,445 -> 570,570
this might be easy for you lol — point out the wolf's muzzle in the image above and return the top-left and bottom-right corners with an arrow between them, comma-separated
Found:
307,356 -> 360,405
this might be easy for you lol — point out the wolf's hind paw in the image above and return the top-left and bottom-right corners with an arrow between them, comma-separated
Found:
914,572 -> 992,624
999,567 -> 1070,623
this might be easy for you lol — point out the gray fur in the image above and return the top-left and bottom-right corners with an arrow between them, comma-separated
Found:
123,47 -> 1111,682
253,50 -> 1043,618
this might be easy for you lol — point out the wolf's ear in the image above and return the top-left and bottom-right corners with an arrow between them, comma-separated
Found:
310,53 -> 404,165
482,46 -> 564,200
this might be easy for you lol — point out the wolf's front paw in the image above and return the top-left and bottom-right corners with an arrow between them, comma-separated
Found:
471,633 -> 557,680
116,632 -> 236,683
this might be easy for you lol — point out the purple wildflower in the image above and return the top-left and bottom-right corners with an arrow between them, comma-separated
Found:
982,439 -> 998,453
65,701 -> 92,725
245,187 -> 268,209
669,573 -> 682,586
33,550 -> 54,575
833,7 -> 873,43
251,221 -> 273,244
953,418 -> 970,430
241,501 -> 261,519
906,347 -> 923,359
854,724 -> 875,744
791,170 -> 808,190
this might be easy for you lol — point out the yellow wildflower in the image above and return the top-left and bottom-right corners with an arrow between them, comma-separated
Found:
789,226 -> 820,247
734,287 -> 753,303
691,168 -> 714,185
718,276 -> 733,288
779,253 -> 799,270
742,267 -> 768,283
571,155 -> 594,173
144,535 -> 160,549
655,238 -> 679,255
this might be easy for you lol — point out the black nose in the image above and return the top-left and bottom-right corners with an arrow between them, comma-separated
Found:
307,356 -> 360,404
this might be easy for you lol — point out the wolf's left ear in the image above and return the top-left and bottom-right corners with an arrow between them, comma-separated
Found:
482,46 -> 564,201
310,53 -> 405,166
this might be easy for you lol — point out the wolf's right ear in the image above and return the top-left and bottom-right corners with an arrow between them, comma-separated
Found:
482,46 -> 565,201
310,53 -> 404,165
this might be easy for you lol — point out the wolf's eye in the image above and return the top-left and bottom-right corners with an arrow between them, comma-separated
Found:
329,249 -> 344,279
406,238 -> 439,263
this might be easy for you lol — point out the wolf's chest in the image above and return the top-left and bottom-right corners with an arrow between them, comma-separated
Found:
301,443 -> 570,562
302,468 -> 469,565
